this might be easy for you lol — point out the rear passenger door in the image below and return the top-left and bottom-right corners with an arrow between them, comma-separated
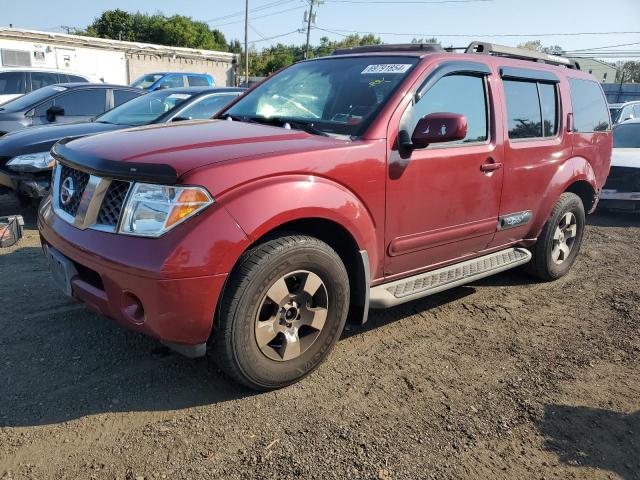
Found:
33,88 -> 108,125
385,62 -> 504,276
490,68 -> 570,248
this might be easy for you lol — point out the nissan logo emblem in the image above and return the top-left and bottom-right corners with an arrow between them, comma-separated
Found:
60,176 -> 75,205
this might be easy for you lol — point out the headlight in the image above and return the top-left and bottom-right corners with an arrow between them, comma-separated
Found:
119,183 -> 213,237
6,151 -> 55,172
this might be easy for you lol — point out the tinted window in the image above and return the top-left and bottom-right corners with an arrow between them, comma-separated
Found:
158,75 -> 184,88
31,72 -> 60,90
568,78 -> 610,132
113,89 -> 142,107
68,75 -> 88,83
504,80 -> 542,139
178,94 -> 239,119
55,89 -> 105,115
400,74 -> 488,144
619,104 -> 634,122
634,105 -> 640,117
0,72 -> 26,95
187,75 -> 210,86
613,123 -> 640,148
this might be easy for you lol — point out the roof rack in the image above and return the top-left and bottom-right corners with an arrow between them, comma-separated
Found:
332,43 -> 443,56
465,41 -> 580,69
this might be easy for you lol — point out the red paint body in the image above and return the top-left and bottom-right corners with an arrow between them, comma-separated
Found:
38,51 -> 612,347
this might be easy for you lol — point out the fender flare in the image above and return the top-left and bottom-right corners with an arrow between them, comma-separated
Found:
218,174 -> 380,281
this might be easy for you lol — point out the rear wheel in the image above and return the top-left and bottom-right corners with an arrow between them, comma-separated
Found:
525,192 -> 585,281
214,234 -> 350,390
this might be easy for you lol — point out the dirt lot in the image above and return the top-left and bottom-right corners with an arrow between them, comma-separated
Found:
0,207 -> 638,480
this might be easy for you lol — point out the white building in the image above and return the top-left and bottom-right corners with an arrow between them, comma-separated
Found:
0,27 -> 238,86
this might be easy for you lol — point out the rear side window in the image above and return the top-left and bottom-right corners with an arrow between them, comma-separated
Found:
0,72 -> 26,95
568,78 -> 610,132
187,75 -> 210,86
503,80 -> 559,139
56,89 -> 106,115
31,72 -> 60,90
401,74 -> 489,144
113,89 -> 141,106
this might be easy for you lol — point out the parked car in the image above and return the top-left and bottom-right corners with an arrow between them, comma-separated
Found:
0,67 -> 96,105
39,42 -> 612,390
609,100 -> 640,124
0,87 -> 244,201
130,72 -> 214,91
0,83 -> 143,136
600,118 -> 640,211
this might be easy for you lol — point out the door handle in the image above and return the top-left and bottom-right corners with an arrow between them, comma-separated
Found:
480,159 -> 503,173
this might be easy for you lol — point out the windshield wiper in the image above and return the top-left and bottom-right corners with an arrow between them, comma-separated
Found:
248,116 -> 330,137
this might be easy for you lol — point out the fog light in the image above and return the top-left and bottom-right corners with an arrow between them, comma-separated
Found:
121,291 -> 145,325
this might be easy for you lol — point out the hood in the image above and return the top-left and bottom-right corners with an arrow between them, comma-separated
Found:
0,122 -> 125,159
611,148 -> 640,169
58,120 -> 347,178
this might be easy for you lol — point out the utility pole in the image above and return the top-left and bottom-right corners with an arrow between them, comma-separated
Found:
244,0 -> 249,87
304,0 -> 323,60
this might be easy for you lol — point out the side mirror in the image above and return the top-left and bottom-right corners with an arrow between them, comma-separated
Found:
411,112 -> 468,148
46,105 -> 65,122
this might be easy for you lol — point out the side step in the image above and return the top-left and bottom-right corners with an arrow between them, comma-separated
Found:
370,248 -> 531,308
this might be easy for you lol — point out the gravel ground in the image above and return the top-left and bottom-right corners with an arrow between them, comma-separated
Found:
0,207 -> 638,480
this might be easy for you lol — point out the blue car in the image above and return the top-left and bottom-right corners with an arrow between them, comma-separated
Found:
130,72 -> 214,91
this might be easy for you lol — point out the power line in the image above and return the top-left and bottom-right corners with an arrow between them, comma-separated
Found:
209,5 -> 305,27
204,0 -> 296,23
251,29 -> 302,43
315,27 -> 640,38
566,41 -> 640,52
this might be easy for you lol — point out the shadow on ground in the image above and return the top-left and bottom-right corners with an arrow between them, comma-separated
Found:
537,404 -> 640,480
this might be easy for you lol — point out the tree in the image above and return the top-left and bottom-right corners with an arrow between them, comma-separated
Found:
517,40 -> 564,55
79,10 -> 228,51
614,61 -> 640,83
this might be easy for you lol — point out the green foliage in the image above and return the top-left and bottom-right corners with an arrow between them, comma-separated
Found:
246,34 -> 383,77
517,40 -> 564,55
79,10 -> 228,50
614,61 -> 640,83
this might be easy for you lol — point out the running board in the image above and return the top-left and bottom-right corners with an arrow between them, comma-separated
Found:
370,248 -> 531,308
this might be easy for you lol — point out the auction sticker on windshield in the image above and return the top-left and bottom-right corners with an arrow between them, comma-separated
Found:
361,64 -> 412,74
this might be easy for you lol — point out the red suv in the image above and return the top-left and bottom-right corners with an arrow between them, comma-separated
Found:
38,42 -> 612,390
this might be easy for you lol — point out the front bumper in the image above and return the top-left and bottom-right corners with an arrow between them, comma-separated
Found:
38,196 -> 229,348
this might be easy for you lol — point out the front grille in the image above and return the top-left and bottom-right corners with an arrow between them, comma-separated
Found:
58,164 -> 90,216
97,180 -> 130,226
604,166 -> 640,193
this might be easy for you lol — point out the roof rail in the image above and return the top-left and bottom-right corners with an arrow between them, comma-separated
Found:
332,43 -> 443,56
465,41 -> 580,69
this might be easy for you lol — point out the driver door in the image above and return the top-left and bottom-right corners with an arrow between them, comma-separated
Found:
384,64 -> 504,277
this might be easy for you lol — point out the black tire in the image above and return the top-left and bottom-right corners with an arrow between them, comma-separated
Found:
213,234 -> 350,390
525,192 -> 586,281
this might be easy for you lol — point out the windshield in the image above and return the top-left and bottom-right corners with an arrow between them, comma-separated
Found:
609,107 -> 621,123
613,123 -> 640,148
130,74 -> 164,89
0,85 -> 67,111
223,56 -> 419,136
96,90 -> 194,126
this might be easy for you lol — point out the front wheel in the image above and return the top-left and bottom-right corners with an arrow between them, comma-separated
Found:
213,234 -> 350,390
525,192 -> 586,281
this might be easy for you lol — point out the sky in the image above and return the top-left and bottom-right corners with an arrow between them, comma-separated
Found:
2,0 -> 640,56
